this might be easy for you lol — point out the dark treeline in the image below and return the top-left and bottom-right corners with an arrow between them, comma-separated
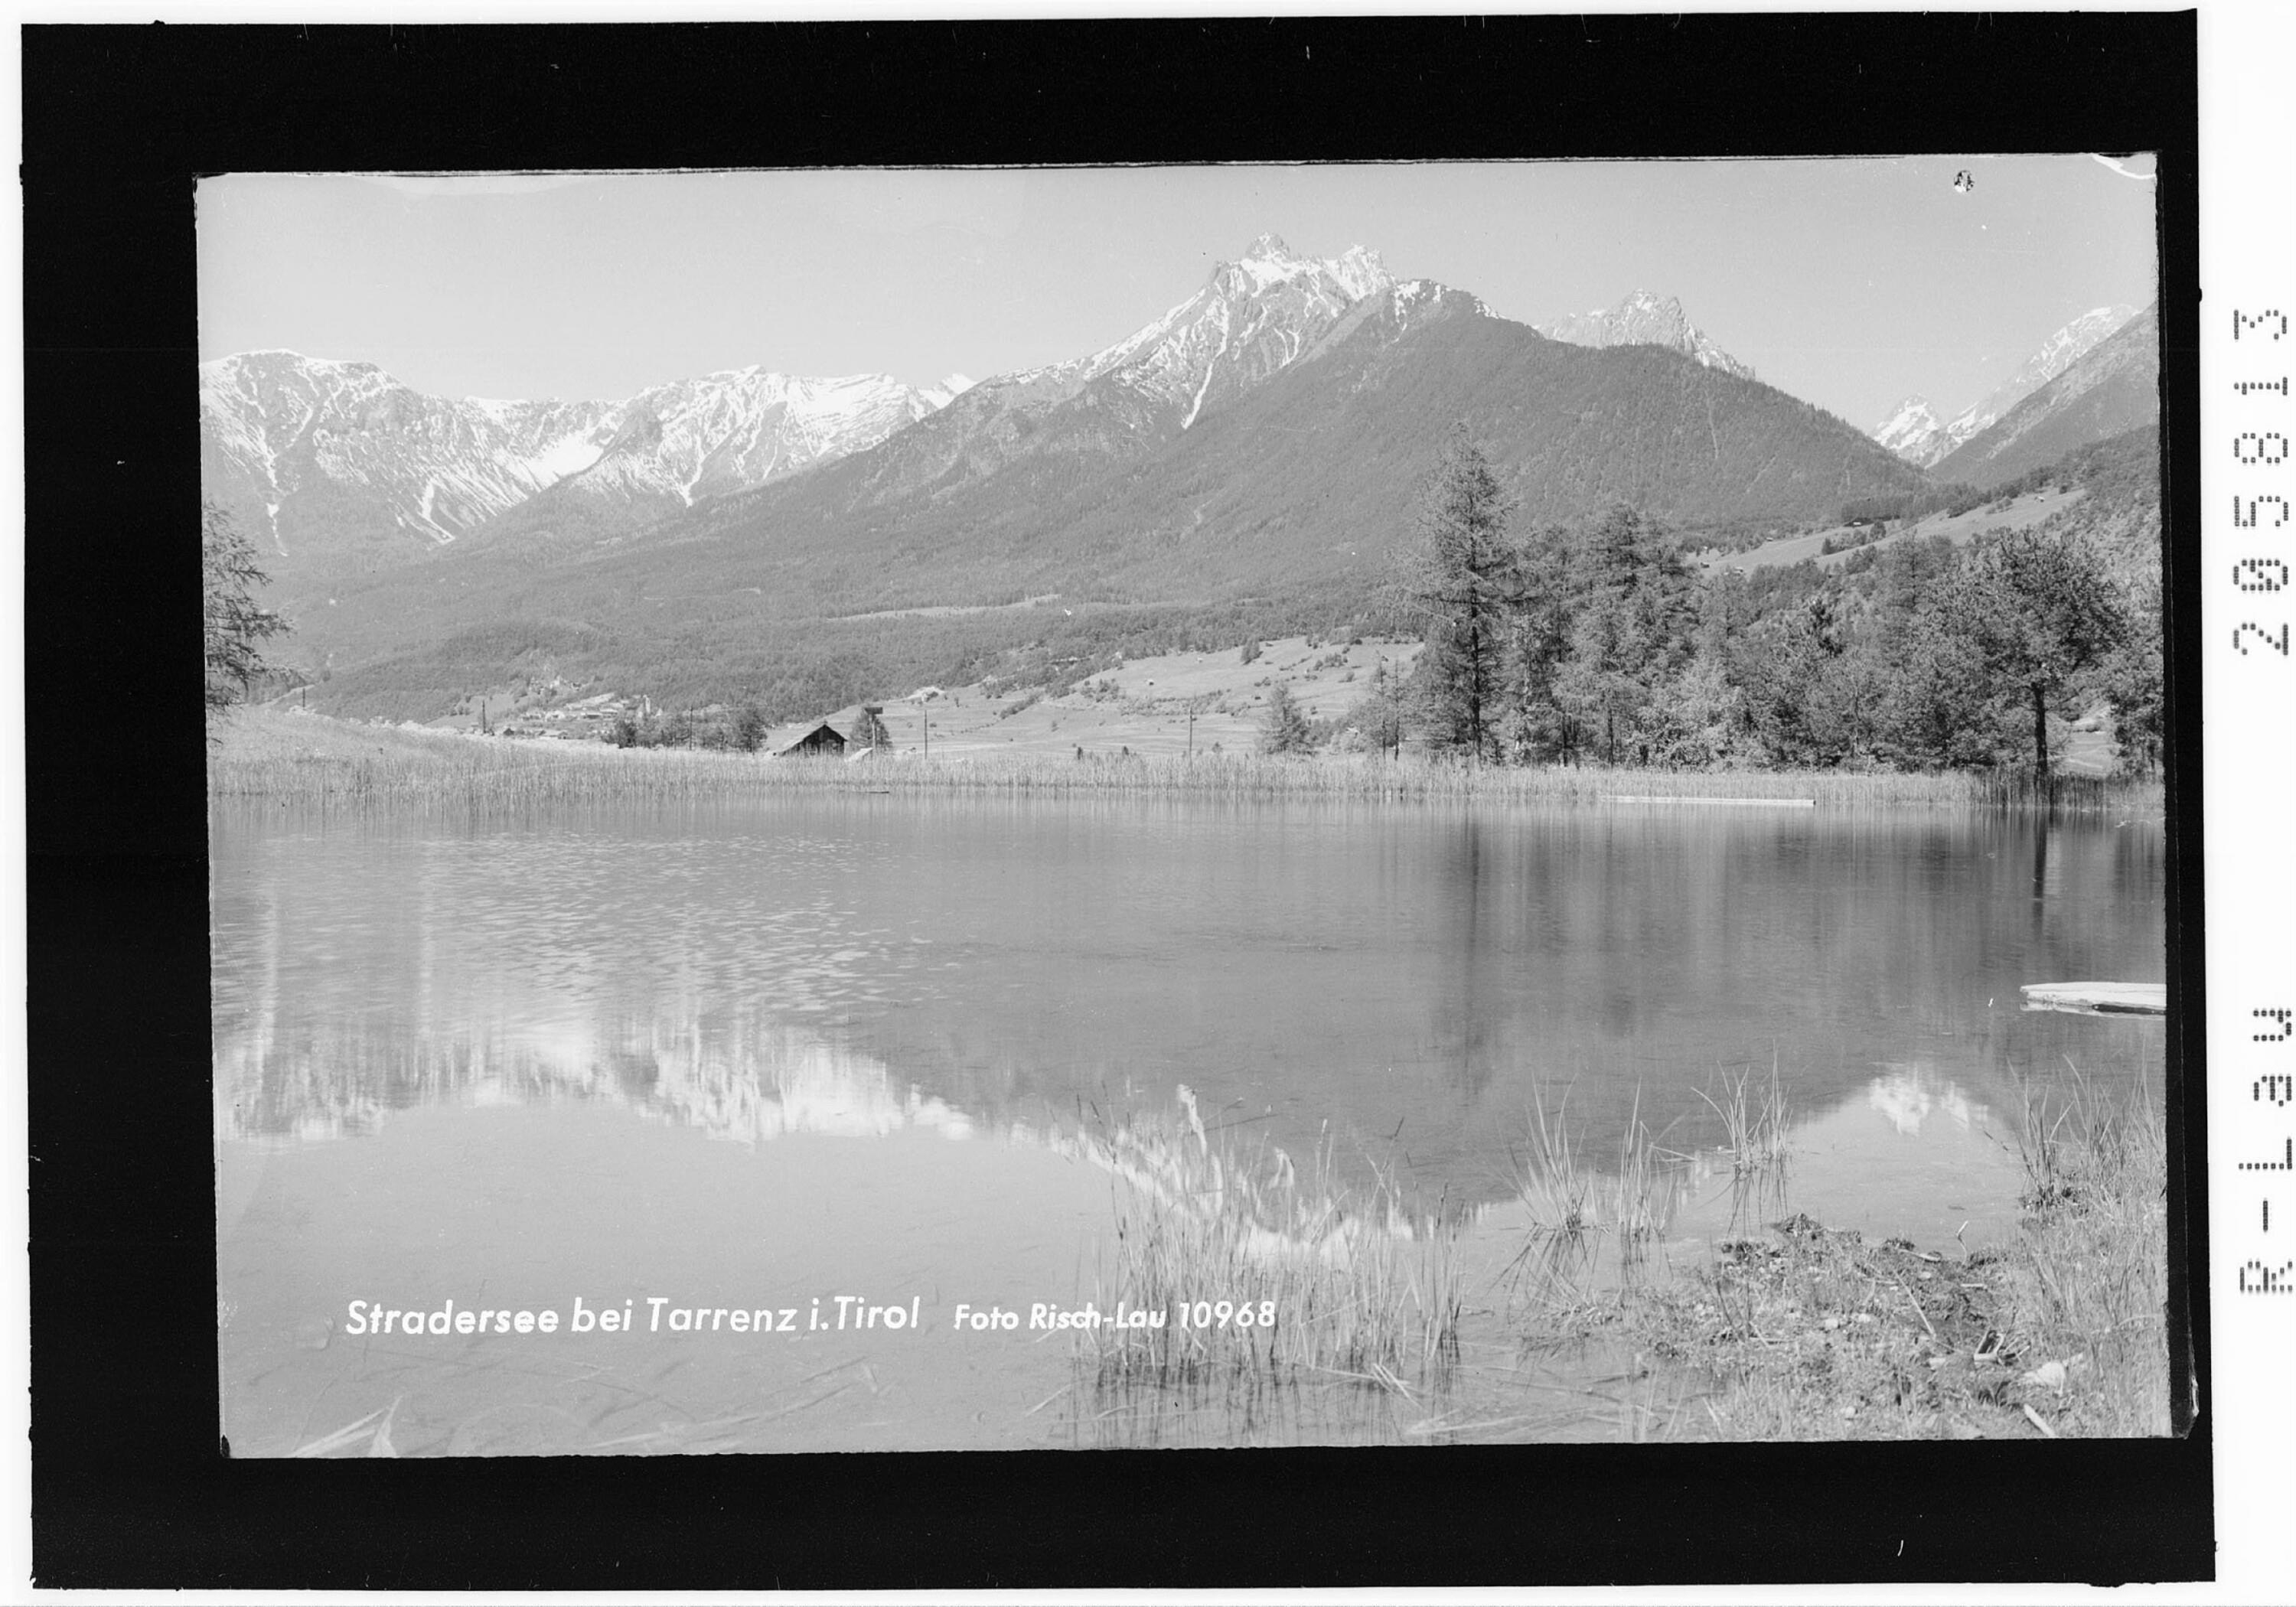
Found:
1395,425 -> 2162,778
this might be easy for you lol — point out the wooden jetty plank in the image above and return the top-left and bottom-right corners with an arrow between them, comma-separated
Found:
1604,795 -> 1817,808
2020,982 -> 2167,1016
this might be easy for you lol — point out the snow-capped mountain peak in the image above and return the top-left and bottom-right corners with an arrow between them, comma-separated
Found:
995,235 -> 1403,429
1872,303 -> 2141,468
1870,395 -> 1946,461
1534,291 -> 1756,380
1212,235 -> 1391,300
827,237 -> 1484,510
200,350 -> 963,559
920,373 -> 975,410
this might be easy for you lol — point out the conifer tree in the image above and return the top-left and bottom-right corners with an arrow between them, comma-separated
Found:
202,499 -> 291,715
1403,427 -> 1524,762
1259,683 -> 1314,754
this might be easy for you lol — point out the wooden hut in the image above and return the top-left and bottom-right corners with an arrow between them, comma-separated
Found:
775,721 -> 847,758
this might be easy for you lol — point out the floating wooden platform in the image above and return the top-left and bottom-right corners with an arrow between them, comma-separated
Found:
1604,795 -> 1816,808
2020,982 -> 2167,1016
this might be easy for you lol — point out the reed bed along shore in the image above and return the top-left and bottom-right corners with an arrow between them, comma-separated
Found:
210,709 -> 2162,815
1064,1089 -> 1463,1390
1076,1064 -> 2168,1442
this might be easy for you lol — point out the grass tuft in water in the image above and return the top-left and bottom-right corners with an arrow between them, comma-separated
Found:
1501,1088 -> 1684,1328
1694,1058 -> 1793,1178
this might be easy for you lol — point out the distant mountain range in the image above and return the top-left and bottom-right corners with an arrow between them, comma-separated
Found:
1534,290 -> 1755,380
1869,305 -> 2138,468
1931,304 -> 2158,486
272,240 -> 1950,717
644,265 -> 1923,619
201,237 -> 2158,721
199,350 -> 968,580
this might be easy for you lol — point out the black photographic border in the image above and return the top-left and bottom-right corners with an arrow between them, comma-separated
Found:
23,14 -> 2207,1589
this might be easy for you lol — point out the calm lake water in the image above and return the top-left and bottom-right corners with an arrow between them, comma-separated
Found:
212,793 -> 2165,1454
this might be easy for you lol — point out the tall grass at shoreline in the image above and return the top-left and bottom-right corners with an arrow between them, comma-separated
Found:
1637,1064 -> 2169,1440
209,710 -> 2162,815
1065,1090 -> 1463,1389
1994,1068 -> 2170,1436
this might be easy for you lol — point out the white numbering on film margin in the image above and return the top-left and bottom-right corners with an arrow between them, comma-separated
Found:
2232,311 -> 2290,654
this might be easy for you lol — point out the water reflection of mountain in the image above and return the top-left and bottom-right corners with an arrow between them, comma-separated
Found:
1865,1061 -> 1991,1138
215,1006 -> 975,1146
212,801 -> 2166,1214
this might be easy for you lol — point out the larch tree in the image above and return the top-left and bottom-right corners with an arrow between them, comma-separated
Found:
202,499 -> 291,715
1556,504 -> 1668,766
1403,427 -> 1525,763
1500,522 -> 1575,764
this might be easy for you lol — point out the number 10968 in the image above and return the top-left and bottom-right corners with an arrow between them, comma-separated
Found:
1175,1299 -> 1277,1329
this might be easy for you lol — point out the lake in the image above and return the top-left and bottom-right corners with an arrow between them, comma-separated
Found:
211,792 -> 2165,1453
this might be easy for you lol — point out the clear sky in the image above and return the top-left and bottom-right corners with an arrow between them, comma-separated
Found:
197,158 -> 2157,433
